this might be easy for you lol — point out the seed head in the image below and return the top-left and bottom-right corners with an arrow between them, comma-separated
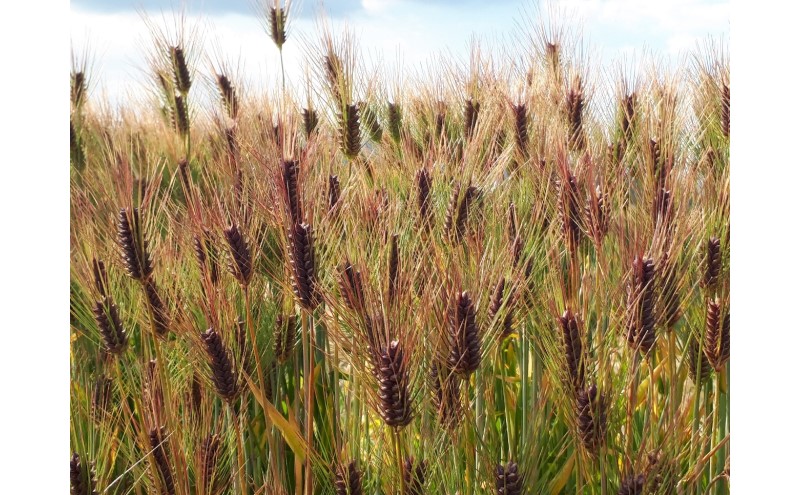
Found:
577,384 -> 608,453
404,457 -> 427,495
558,309 -> 585,394
334,461 -> 363,495
201,327 -> 240,402
169,46 -> 191,94
626,255 -> 657,354
223,223 -> 253,287
149,426 -> 176,495
495,461 -> 522,495
288,223 -> 320,310
117,207 -> 153,281
448,291 -> 481,378
377,340 -> 413,428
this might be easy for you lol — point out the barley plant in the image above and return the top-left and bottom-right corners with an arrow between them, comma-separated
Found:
69,4 -> 729,494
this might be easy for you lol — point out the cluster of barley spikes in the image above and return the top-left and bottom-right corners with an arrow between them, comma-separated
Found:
69,4 -> 729,494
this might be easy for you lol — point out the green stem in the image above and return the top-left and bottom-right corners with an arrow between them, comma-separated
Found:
393,429 -> 406,495
231,405 -> 248,495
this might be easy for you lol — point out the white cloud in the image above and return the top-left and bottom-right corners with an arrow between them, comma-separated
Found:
71,0 -> 729,105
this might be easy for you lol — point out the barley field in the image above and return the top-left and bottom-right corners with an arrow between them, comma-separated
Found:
69,3 -> 730,494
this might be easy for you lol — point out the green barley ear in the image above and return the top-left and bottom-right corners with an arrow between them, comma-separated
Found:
91,375 -> 113,422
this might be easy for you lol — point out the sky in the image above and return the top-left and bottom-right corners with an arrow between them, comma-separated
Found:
70,0 -> 729,105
